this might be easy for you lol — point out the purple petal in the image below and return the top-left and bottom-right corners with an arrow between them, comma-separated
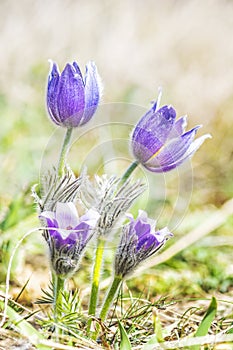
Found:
47,61 -> 62,125
137,227 -> 172,251
145,133 -> 211,173
39,210 -> 60,238
39,210 -> 58,231
154,227 -> 173,243
181,133 -> 212,160
57,63 -> 85,127
80,61 -> 102,126
126,210 -> 148,224
129,211 -> 157,250
136,209 -> 148,220
151,87 -> 163,112
137,233 -> 157,250
40,210 -> 56,224
127,211 -> 151,239
51,225 -> 84,248
79,208 -> 100,227
55,202 -> 79,229
168,116 -> 187,139
51,229 -> 75,248
145,126 -> 200,169
130,211 -> 172,251
73,222 -> 92,244
137,209 -> 156,229
58,229 -> 81,244
132,105 -> 176,163
40,202 -> 97,252
56,222 -> 93,247
134,220 -> 151,238
125,212 -> 135,223
72,61 -> 84,81
53,228 -> 72,240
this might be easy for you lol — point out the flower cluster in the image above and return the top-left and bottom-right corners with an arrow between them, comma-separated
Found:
34,59 -> 210,327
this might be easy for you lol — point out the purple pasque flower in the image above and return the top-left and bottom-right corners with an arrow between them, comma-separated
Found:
131,98 -> 211,172
115,210 -> 172,278
47,60 -> 102,128
40,202 -> 99,276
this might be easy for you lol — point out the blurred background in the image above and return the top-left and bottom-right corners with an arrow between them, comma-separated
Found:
0,0 -> 232,197
0,0 -> 233,299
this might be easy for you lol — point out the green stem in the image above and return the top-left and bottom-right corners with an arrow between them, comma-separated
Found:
99,275 -> 122,321
57,127 -> 73,177
87,160 -> 138,335
88,237 -> 106,317
53,273 -> 65,323
120,160 -> 139,184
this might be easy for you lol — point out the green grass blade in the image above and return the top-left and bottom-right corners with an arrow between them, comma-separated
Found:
118,321 -> 132,350
191,296 -> 217,350
15,276 -> 31,302
195,297 -> 217,336
142,335 -> 159,350
0,300 -> 50,350
152,307 -> 164,342
142,309 -> 164,350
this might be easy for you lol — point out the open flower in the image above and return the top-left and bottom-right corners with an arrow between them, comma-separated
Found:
115,210 -> 172,278
131,100 -> 211,172
47,60 -> 102,128
40,202 -> 99,276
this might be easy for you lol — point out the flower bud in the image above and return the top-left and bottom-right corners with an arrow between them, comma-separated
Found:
47,60 -> 102,128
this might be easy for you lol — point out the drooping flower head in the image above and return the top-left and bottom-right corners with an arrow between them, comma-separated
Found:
40,202 -> 99,277
131,94 -> 211,172
115,210 -> 172,278
47,60 -> 102,128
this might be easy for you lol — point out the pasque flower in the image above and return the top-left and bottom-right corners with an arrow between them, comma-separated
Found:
47,60 -> 102,128
99,211 -> 172,322
40,202 -> 99,276
131,99 -> 211,172
115,210 -> 172,278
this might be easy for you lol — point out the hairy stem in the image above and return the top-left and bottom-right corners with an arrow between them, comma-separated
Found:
87,237 -> 105,333
120,160 -> 139,183
87,160 -> 138,335
53,273 -> 65,325
99,275 -> 122,321
88,237 -> 105,316
57,127 -> 73,177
